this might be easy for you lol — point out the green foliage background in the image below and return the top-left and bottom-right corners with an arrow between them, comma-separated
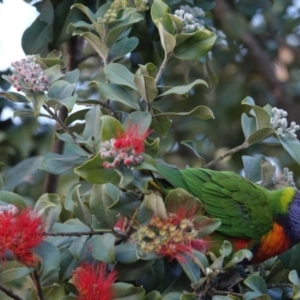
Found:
1,0 -> 300,299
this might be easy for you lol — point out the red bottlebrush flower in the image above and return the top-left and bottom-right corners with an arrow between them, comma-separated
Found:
113,124 -> 150,155
0,205 -> 45,266
101,123 -> 150,169
72,262 -> 117,300
136,204 -> 207,261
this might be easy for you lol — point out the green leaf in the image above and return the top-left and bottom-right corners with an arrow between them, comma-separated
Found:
109,37 -> 139,62
22,17 -> 53,56
90,184 -> 118,228
25,91 -> 46,117
44,65 -> 65,85
72,185 -> 92,226
47,80 -> 76,98
0,91 -> 28,103
174,29 -> 216,60
178,256 -> 200,283
151,0 -> 170,24
134,154 -> 157,171
193,250 -> 209,273
74,153 -> 119,185
224,249 -> 253,268
46,80 -> 77,112
104,63 -> 136,90
113,282 -> 145,300
241,97 -> 271,130
246,127 -> 276,146
90,81 -> 140,110
0,191 -> 27,209
82,105 -> 102,151
279,135 -> 300,166
145,291 -> 162,300
194,215 -> 221,238
244,275 -> 268,294
101,115 -> 124,141
35,194 -> 62,232
13,109 -> 35,118
3,156 -> 43,191
116,260 -> 155,282
158,79 -> 208,97
91,233 -> 115,263
32,240 -> 60,277
76,32 -> 108,61
53,0 -> 85,46
151,108 -> 172,137
0,267 -> 32,283
106,10 -> 143,47
180,141 -> 205,166
280,244 -> 300,274
144,193 -> 168,220
155,106 -> 214,120
69,236 -> 89,260
266,261 -> 289,284
124,111 -> 152,133
115,242 -> 138,264
157,22 -> 176,55
70,4 -> 105,37
242,155 -> 265,182
40,153 -> 88,175
115,166 -> 134,188
134,70 -> 158,103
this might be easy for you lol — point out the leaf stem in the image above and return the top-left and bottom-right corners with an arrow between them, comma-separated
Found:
155,53 -> 171,84
31,270 -> 44,300
0,283 -> 22,300
204,141 -> 248,169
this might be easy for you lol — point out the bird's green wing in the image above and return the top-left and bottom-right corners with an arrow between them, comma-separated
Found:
180,168 -> 274,240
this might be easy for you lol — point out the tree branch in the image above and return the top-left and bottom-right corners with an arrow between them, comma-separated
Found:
0,283 -> 22,300
31,270 -> 44,300
204,142 -> 248,168
46,230 -> 112,237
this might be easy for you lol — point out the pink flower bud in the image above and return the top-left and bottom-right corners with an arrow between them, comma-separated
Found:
33,86 -> 39,92
124,158 -> 131,166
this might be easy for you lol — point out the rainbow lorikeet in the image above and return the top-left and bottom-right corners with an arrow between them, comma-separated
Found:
154,163 -> 300,263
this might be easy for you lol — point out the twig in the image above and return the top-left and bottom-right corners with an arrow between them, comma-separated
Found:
204,142 -> 248,169
0,283 -> 22,300
46,230 -> 112,237
31,270 -> 44,300
42,104 -> 92,154
155,54 -> 171,84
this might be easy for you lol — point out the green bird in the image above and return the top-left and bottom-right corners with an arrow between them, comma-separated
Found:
154,162 -> 300,263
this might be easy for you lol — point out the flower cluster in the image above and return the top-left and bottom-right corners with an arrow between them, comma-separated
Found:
174,5 -> 205,33
271,107 -> 300,139
134,0 -> 148,11
72,262 -> 116,300
136,205 -> 207,261
101,124 -> 149,169
98,0 -> 128,24
8,55 -> 49,92
0,205 -> 45,266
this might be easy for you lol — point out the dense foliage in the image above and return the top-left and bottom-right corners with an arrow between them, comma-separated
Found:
1,0 -> 300,299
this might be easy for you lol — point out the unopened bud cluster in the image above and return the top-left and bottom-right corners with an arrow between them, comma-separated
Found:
279,167 -> 296,187
136,213 -> 199,257
9,56 -> 49,92
0,204 -> 19,216
100,138 -> 144,169
134,0 -> 148,11
98,0 -> 128,24
174,5 -> 205,33
271,107 -> 300,139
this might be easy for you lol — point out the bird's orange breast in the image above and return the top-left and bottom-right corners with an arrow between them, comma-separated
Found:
252,222 -> 290,263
